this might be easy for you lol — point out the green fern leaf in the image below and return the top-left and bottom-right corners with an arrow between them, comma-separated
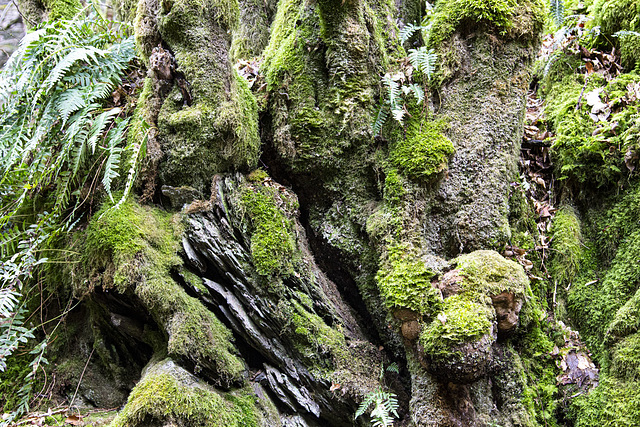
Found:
550,0 -> 564,28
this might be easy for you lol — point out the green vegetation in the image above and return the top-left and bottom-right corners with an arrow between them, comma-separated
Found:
111,362 -> 258,427
389,119 -> 455,182
82,199 -> 245,385
419,295 -> 493,357
428,0 -> 545,47
240,172 -> 298,277
375,244 -> 442,315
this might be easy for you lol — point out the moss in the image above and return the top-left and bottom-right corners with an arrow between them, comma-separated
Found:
389,119 -> 455,182
240,177 -> 298,277
375,243 -> 443,316
428,0 -> 544,47
592,0 -> 640,38
419,294 -> 493,357
549,205 -> 583,287
454,249 -> 529,296
42,0 -> 81,20
618,33 -> 640,70
154,0 -> 260,191
157,71 -> 260,192
111,367 -> 258,427
572,376 -> 640,427
83,199 -> 245,385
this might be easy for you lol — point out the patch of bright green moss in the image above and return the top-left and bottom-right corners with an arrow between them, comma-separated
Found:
241,180 -> 297,277
454,249 -> 529,296
43,0 -> 81,20
375,243 -> 443,315
419,294 -> 493,357
83,199 -> 245,385
389,119 -> 455,182
572,376 -> 640,427
549,205 -> 583,287
428,0 -> 544,47
110,368 -> 257,427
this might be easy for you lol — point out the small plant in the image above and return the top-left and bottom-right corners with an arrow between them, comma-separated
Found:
373,2 -> 438,135
355,363 -> 400,426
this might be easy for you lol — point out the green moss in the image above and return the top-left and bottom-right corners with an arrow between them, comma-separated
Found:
240,179 -> 297,277
375,243 -> 443,316
419,294 -> 493,357
111,368 -> 258,427
592,0 -> 640,38
549,205 -> 583,287
428,0 -> 544,47
153,0 -> 260,191
83,199 -> 245,385
619,33 -> 640,70
572,376 -> 640,427
454,249 -> 529,296
158,71 -> 260,192
43,0 -> 81,20
389,119 -> 455,182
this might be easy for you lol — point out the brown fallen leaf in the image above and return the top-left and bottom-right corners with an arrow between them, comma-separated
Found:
65,415 -> 84,426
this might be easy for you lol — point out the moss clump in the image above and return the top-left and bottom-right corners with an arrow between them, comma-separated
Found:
428,0 -> 545,47
419,294 -> 493,357
592,0 -> 640,39
571,376 -> 640,427
43,0 -> 81,20
454,249 -> 529,296
389,119 -> 455,182
240,176 -> 298,277
83,199 -> 245,386
549,205 -> 583,287
375,244 -> 443,316
111,362 -> 258,427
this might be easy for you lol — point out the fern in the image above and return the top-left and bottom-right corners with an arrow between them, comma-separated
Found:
355,363 -> 400,426
550,0 -> 564,28
408,46 -> 437,81
0,8 -> 140,423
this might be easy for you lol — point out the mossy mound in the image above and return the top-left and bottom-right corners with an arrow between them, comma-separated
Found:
418,250 -> 531,381
82,199 -> 245,387
429,0 -> 545,47
110,359 -> 261,427
389,119 -> 455,182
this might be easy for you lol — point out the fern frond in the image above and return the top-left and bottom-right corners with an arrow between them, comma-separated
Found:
408,47 -> 437,81
550,0 -> 564,28
372,106 -> 389,136
400,23 -> 419,44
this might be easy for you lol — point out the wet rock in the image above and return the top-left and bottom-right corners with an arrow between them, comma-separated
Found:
160,185 -> 202,209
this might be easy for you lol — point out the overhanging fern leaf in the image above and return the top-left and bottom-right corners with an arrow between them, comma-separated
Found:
550,0 -> 564,28
408,46 -> 437,81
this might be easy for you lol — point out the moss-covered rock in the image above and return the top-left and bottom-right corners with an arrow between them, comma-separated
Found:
417,250 -> 530,383
110,358 -> 261,427
82,199 -> 245,387
428,0 -> 545,48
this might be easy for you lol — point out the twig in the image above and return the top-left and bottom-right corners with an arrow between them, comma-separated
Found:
68,347 -> 95,412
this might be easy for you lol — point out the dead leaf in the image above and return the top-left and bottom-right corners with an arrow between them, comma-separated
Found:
330,382 -> 341,392
65,414 -> 83,426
